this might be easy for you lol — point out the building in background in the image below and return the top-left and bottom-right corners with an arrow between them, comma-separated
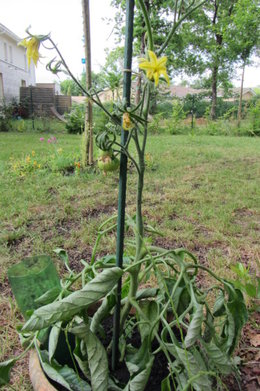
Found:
0,22 -> 36,103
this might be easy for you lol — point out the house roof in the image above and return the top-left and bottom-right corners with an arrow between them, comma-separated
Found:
0,22 -> 21,43
169,86 -> 256,99
169,86 -> 205,98
218,87 -> 256,98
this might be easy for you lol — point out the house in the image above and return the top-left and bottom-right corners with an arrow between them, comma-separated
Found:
218,87 -> 256,101
0,22 -> 36,103
169,86 -> 256,101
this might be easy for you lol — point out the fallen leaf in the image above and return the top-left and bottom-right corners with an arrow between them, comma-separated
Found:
250,334 -> 260,347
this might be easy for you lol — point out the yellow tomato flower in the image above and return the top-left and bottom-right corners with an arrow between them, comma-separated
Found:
122,112 -> 134,131
139,50 -> 170,87
19,37 -> 41,67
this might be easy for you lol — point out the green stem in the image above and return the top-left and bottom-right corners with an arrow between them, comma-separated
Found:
137,0 -> 154,51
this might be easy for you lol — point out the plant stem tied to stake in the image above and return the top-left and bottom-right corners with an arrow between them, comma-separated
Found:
112,0 -> 135,371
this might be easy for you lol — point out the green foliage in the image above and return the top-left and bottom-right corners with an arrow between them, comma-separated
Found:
247,98 -> 260,136
2,223 -> 248,390
8,141 -> 81,177
0,102 -> 14,132
0,359 -> 15,386
148,112 -> 166,134
230,262 -> 260,300
65,104 -> 85,134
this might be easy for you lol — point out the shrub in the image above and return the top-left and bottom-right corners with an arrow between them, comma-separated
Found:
0,101 -> 14,132
247,98 -> 260,136
65,104 -> 85,134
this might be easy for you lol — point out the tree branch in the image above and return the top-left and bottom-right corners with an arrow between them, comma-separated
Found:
158,0 -> 208,56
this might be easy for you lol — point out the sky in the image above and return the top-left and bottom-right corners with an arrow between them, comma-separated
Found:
1,0 -> 259,88
1,0 -> 117,83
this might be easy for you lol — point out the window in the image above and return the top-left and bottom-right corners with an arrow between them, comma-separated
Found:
9,46 -> 13,63
4,43 -> 8,61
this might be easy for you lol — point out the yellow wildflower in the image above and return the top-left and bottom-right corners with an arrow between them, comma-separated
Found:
19,37 -> 41,67
32,150 -> 36,156
38,164 -> 41,169
26,156 -> 31,163
139,50 -> 170,87
33,161 -> 38,167
122,112 -> 134,131
57,148 -> 63,154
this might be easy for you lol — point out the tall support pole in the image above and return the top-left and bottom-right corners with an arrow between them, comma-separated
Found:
112,0 -> 135,371
82,0 -> 93,165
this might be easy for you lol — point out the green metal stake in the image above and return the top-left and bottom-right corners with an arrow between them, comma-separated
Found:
112,0 -> 135,371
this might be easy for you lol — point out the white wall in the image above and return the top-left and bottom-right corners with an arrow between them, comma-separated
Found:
0,26 -> 36,103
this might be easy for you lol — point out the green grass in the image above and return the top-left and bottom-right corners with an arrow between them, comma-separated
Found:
0,130 -> 259,388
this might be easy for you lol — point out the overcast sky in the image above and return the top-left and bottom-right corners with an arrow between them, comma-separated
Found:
1,0 -> 117,83
1,0 -> 259,87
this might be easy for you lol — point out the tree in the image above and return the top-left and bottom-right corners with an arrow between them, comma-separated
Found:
100,47 -> 124,101
110,0 -> 208,109
60,78 -> 82,96
224,0 -> 260,125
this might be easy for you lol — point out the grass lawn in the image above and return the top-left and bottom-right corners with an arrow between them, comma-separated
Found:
0,131 -> 259,389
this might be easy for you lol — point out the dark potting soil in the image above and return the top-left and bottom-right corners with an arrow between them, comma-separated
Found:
48,315 -> 170,391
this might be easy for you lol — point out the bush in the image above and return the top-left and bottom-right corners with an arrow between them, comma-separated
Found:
0,101 -> 13,132
65,102 -> 113,134
247,98 -> 260,136
65,104 -> 85,134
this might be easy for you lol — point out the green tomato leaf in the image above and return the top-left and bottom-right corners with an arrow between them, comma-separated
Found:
226,289 -> 248,354
213,291 -> 225,317
124,355 -> 154,391
203,308 -> 214,343
86,329 -> 109,391
23,267 -> 123,331
184,304 -> 203,348
126,337 -> 151,377
245,283 -> 257,298
137,300 -> 159,342
73,338 -> 90,380
36,348 -> 91,391
35,286 -> 62,305
48,321 -> 62,362
175,346 -> 212,390
0,359 -> 16,386
202,341 -> 232,375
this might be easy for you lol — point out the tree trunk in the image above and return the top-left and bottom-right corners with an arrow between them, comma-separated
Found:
82,0 -> 93,166
210,64 -> 218,120
237,60 -> 246,127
